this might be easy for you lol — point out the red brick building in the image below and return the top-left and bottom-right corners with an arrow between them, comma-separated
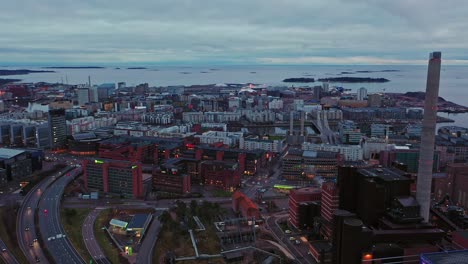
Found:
201,160 -> 240,190
152,158 -> 192,194
321,181 -> 339,240
433,163 -> 468,207
232,191 -> 261,219
288,187 -> 322,229
82,159 -> 143,198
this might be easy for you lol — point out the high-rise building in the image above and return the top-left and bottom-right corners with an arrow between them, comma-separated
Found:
48,109 -> 67,149
313,86 -> 322,101
321,181 -> 339,239
417,52 -> 442,222
77,88 -> 90,106
357,87 -> 367,101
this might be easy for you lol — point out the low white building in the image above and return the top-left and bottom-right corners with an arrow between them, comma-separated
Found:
302,142 -> 363,161
195,131 -> 243,147
361,137 -> 388,160
239,136 -> 285,153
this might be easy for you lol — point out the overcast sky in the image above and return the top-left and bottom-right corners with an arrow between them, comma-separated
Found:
1,0 -> 468,65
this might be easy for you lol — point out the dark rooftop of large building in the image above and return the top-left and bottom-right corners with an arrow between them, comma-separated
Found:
421,250 -> 468,263
358,167 -> 411,182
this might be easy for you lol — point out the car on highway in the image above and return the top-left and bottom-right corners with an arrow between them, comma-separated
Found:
289,236 -> 295,241
285,229 -> 291,234
295,240 -> 301,245
1,248 -> 6,252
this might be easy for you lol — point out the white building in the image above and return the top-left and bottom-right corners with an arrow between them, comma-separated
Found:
311,109 -> 343,120
228,97 -> 241,109
361,137 -> 388,160
77,88 -> 90,106
268,98 -> 283,110
357,87 -> 368,101
195,131 -> 243,147
239,136 -> 285,153
302,142 -> 363,161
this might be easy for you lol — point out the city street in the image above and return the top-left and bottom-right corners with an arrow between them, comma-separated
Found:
265,214 -> 316,264
135,211 -> 163,264
82,208 -> 111,264
0,238 -> 20,264
17,171 -> 60,264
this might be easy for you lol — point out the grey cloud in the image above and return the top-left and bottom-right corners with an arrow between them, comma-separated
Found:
0,0 -> 468,64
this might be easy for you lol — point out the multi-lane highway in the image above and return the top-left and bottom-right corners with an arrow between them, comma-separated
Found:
0,238 -> 19,264
82,208 -> 111,264
37,167 -> 85,264
17,169 -> 65,264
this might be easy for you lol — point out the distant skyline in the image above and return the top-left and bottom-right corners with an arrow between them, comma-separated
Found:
2,0 -> 468,65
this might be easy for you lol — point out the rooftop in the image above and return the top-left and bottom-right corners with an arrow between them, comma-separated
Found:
0,148 -> 26,159
421,250 -> 468,263
127,214 -> 150,230
359,167 -> 411,182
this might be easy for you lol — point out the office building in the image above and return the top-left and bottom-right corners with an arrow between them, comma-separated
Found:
201,160 -> 240,190
289,187 -> 322,229
48,109 -> 67,149
83,159 -> 143,198
339,120 -> 362,145
0,148 -> 32,181
282,149 -> 342,182
152,158 -> 191,194
320,181 -> 340,240
77,88 -> 90,106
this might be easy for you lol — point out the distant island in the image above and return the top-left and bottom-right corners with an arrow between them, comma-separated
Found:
127,67 -> 147,69
43,66 -> 104,69
0,78 -> 21,85
0,69 -> 55,76
340,70 -> 400,75
317,77 -> 390,83
283,77 -> 315,83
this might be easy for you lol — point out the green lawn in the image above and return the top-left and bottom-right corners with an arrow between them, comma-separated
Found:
94,209 -> 122,264
0,207 -> 28,264
60,208 -> 92,262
